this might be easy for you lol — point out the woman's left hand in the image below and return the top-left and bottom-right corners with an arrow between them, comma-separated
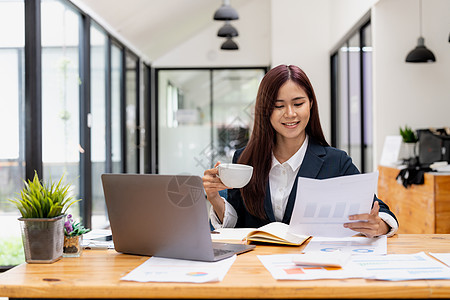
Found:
343,201 -> 390,238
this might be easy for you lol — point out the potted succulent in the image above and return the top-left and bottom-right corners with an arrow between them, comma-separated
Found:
63,214 -> 90,257
8,171 -> 80,263
400,125 -> 418,143
399,125 -> 418,161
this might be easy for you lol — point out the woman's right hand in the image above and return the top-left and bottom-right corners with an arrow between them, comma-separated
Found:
202,161 -> 229,199
202,161 -> 229,222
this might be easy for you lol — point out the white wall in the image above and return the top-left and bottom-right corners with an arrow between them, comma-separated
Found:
329,0 -> 378,48
153,0 -> 271,68
372,0 -> 450,167
270,0 -> 377,142
270,0 -> 332,140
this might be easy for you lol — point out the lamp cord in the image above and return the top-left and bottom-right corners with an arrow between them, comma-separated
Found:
419,0 -> 422,37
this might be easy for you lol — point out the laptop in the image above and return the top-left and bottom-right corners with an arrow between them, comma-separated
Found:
101,173 -> 255,261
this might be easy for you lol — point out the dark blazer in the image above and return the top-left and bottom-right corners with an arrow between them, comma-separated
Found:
227,138 -> 398,228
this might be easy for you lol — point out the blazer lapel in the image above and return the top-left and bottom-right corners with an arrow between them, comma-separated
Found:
264,182 -> 276,222
282,141 -> 325,223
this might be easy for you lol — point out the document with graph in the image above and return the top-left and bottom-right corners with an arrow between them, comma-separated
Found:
288,172 -> 378,237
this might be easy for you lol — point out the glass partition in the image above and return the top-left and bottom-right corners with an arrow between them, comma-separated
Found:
157,68 -> 265,176
158,70 -> 211,176
212,69 -> 263,164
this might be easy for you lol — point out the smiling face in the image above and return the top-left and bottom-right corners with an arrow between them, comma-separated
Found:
270,80 -> 311,146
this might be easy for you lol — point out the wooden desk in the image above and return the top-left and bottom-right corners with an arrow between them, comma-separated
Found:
1,234 -> 450,299
378,165 -> 450,233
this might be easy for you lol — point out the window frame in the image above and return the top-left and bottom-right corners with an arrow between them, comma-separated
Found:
330,12 -> 373,173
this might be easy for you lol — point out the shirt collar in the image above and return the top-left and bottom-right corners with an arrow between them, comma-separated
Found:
271,135 -> 309,172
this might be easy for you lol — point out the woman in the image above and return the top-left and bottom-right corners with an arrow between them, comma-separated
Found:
203,64 -> 398,238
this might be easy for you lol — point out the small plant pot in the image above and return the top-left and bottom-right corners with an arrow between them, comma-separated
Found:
19,215 -> 65,264
400,142 -> 417,160
63,235 -> 83,257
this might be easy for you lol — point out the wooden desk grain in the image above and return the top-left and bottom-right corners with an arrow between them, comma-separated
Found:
1,234 -> 450,299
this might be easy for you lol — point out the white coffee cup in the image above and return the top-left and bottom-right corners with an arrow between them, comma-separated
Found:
217,163 -> 253,188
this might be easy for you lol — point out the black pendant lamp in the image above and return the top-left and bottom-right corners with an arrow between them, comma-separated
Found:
221,38 -> 239,50
405,0 -> 436,63
217,21 -> 239,38
213,0 -> 239,21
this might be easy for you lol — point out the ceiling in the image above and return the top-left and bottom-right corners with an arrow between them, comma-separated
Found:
73,0 -> 248,62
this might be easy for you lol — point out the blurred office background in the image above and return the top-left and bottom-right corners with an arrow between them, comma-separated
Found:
0,0 -> 449,267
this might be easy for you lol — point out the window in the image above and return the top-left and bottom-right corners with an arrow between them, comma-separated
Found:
0,0 -> 25,266
0,0 -> 149,266
125,52 -> 139,173
41,0 -> 81,214
90,23 -> 107,228
111,44 -> 123,173
331,18 -> 373,173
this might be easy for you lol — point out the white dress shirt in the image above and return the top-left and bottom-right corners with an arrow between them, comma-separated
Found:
268,137 -> 308,221
210,136 -> 398,237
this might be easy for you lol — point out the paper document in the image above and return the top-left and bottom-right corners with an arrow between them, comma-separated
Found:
350,252 -> 450,281
211,228 -> 255,241
289,172 -> 378,237
379,135 -> 403,166
302,236 -> 387,255
429,253 -> 450,267
121,255 -> 236,283
259,252 -> 450,281
293,252 -> 351,268
82,229 -> 114,249
258,254 -> 367,280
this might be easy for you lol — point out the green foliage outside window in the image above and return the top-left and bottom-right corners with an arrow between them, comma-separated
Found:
0,237 -> 25,267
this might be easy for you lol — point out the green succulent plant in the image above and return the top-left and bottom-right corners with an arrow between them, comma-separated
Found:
8,171 -> 80,219
399,125 -> 418,143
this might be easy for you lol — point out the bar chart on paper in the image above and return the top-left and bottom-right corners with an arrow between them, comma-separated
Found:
289,172 -> 378,237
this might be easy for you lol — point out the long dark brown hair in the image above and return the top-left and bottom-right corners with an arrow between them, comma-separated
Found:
237,64 -> 328,219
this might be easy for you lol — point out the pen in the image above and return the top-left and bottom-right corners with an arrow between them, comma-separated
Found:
210,231 -> 220,234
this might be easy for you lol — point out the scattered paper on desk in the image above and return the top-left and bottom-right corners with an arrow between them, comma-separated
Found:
211,228 -> 254,241
302,236 -> 387,255
121,255 -> 236,283
428,253 -> 450,267
288,172 -> 378,237
82,229 -> 115,249
83,229 -> 112,238
293,252 -> 351,268
257,254 -> 367,280
350,252 -> 450,281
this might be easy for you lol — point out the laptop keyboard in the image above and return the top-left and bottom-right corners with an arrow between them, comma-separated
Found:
213,248 -> 234,257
